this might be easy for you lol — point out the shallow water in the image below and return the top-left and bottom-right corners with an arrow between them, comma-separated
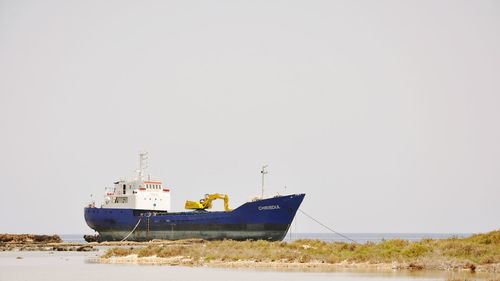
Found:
0,250 -> 495,281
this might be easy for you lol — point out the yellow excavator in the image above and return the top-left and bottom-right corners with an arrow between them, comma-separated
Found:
185,193 -> 232,212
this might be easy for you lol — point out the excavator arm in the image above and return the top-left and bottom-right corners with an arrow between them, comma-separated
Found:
185,193 -> 232,212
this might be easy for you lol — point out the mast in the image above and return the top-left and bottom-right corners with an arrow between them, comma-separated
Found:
137,152 -> 148,181
261,165 -> 268,199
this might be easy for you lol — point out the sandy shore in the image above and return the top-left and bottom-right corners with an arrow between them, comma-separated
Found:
0,234 -> 203,252
99,254 -> 500,273
0,242 -> 95,252
0,240 -> 201,252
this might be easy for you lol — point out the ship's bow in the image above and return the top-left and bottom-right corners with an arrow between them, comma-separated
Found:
230,193 -> 305,241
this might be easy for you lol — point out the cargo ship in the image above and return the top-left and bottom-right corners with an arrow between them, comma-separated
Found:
84,153 -> 305,242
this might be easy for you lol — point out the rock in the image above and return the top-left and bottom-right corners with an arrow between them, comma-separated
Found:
84,235 -> 99,243
0,234 -> 62,243
76,245 -> 94,252
407,262 -> 424,270
464,262 -> 476,273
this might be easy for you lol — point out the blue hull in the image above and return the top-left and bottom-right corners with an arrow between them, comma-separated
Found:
84,194 -> 305,241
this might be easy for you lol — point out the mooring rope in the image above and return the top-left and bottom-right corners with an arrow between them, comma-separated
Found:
298,209 -> 358,244
120,218 -> 142,242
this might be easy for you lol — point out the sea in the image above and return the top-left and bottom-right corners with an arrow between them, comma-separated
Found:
1,233 -> 494,281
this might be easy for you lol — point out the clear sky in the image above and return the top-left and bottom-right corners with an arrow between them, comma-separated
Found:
0,0 -> 499,235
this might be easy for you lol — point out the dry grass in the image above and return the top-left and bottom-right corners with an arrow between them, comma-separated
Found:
102,229 -> 500,271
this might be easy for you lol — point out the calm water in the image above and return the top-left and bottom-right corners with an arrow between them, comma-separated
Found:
62,233 -> 472,243
0,250 -> 493,281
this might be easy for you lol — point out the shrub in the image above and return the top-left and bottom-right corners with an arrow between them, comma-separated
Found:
103,247 -> 132,258
138,245 -> 160,257
401,243 -> 431,258
100,229 -> 500,267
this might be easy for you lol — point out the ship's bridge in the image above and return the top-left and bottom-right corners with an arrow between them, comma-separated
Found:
100,153 -> 171,211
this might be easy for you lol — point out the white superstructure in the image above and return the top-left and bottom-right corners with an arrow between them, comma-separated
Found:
101,152 -> 171,211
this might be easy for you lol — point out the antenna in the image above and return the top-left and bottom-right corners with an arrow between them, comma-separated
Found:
137,152 -> 149,181
89,194 -> 95,207
261,165 -> 268,199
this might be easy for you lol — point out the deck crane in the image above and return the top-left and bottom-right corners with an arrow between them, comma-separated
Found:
184,193 -> 232,212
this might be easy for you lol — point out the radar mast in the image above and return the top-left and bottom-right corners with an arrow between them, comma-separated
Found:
137,152 -> 149,181
261,165 -> 268,199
